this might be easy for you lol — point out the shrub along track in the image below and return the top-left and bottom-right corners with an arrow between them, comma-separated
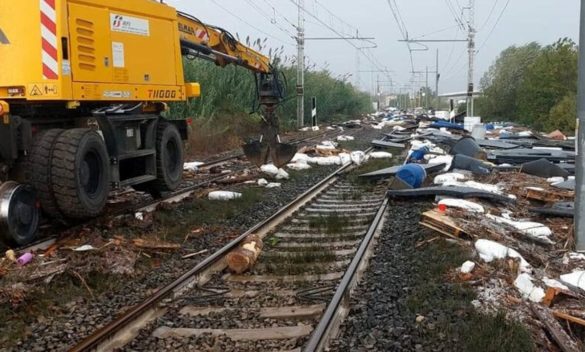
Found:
4,124 -> 387,351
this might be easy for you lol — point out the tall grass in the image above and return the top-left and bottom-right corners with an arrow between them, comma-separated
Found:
170,57 -> 372,130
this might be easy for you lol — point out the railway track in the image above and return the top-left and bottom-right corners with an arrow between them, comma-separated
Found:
8,127 -> 349,254
68,147 -> 393,352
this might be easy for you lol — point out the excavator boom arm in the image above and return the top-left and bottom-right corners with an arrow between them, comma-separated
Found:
177,12 -> 272,74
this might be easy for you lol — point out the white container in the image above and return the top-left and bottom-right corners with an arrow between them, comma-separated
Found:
464,116 -> 481,132
471,124 -> 486,139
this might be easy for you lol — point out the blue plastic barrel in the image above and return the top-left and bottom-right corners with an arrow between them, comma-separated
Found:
395,164 -> 427,188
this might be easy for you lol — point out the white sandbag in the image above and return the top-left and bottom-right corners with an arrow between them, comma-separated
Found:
433,172 -> 466,185
369,151 -> 393,159
475,239 -> 531,273
257,178 -> 268,186
336,135 -> 355,142
486,215 -> 553,244
266,183 -> 281,188
183,161 -> 204,172
438,199 -> 485,213
350,151 -> 368,165
208,191 -> 242,201
514,273 -> 545,303
287,162 -> 312,170
460,261 -> 476,274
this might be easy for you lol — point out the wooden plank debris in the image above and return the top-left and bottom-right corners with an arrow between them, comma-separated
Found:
531,304 -> 582,352
553,311 -> 585,328
419,210 -> 470,240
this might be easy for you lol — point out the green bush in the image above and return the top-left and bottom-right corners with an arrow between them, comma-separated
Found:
169,58 -> 372,129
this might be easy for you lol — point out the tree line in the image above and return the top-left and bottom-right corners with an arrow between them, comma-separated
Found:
476,38 -> 577,133
172,57 -> 372,130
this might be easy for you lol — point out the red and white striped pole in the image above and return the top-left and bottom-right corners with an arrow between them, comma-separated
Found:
40,0 -> 59,80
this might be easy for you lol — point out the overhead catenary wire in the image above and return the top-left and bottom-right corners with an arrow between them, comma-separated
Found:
286,0 -> 392,83
479,0 -> 500,30
477,0 -> 511,52
208,0 -> 295,46
245,0 -> 297,39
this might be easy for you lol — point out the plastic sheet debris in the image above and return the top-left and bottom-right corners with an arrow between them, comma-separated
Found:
266,183 -> 281,188
449,137 -> 485,159
530,202 -> 574,218
438,199 -> 485,213
369,151 -> 393,159
427,155 -> 453,171
433,172 -> 466,185
387,186 -> 515,203
450,154 -> 492,175
371,139 -> 406,149
360,163 -> 446,179
183,161 -> 204,172
474,239 -> 531,273
521,158 -> 569,178
460,261 -> 476,274
514,273 -> 545,302
560,271 -> 585,291
208,191 -> 242,201
546,130 -> 567,140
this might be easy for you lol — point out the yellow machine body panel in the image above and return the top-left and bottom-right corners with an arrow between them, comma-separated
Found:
0,0 -> 189,102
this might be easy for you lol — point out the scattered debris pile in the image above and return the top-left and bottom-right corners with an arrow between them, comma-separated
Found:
366,114 -> 584,350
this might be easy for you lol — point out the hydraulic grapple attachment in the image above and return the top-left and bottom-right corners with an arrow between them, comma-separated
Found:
242,71 -> 296,168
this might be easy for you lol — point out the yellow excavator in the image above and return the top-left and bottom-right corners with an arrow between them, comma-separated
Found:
0,0 -> 295,244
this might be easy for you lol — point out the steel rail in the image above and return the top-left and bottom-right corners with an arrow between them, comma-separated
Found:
304,196 -> 390,352
11,127 -> 348,254
68,148 -> 370,352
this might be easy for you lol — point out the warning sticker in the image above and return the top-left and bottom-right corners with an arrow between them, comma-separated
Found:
110,13 -> 150,36
112,42 -> 125,68
28,83 -> 59,97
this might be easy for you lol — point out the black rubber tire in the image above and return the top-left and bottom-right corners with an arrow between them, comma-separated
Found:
51,128 -> 111,218
135,122 -> 183,198
11,129 -> 65,218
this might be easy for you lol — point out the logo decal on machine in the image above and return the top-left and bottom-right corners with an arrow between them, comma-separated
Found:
40,0 -> 59,80
0,28 -> 9,44
110,13 -> 150,36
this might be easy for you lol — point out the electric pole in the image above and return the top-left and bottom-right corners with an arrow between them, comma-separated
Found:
425,66 -> 429,109
576,0 -> 585,251
296,0 -> 305,128
466,0 -> 476,117
435,49 -> 440,109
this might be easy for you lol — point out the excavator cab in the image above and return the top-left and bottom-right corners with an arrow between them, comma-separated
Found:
242,71 -> 296,168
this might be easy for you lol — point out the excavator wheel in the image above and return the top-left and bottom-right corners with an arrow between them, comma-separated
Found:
11,129 -> 65,218
51,128 -> 111,218
134,121 -> 183,198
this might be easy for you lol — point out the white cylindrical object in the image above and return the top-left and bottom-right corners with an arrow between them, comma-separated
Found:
464,116 -> 481,131
471,124 -> 486,139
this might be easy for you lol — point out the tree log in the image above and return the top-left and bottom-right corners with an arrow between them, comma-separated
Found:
226,235 -> 263,274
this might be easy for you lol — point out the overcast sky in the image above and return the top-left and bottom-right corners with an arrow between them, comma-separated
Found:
166,0 -> 579,95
